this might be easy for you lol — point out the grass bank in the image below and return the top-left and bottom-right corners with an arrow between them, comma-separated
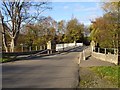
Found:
0,57 -> 12,63
90,66 -> 119,87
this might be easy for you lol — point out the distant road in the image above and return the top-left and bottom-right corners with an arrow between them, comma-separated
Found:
2,46 -> 83,88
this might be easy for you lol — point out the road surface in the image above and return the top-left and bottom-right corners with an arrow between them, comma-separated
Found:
2,47 -> 83,88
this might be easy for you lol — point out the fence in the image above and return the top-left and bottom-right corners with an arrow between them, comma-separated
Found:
0,46 -> 2,52
94,47 -> 118,55
2,45 -> 47,52
92,47 -> 118,65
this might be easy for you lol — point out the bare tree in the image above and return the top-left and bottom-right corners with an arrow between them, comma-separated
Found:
0,14 -> 9,52
0,0 -> 51,52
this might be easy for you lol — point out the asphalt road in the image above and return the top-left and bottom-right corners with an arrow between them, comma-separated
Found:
2,46 -> 83,88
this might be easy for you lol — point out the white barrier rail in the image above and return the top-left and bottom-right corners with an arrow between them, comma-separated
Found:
56,43 -> 83,51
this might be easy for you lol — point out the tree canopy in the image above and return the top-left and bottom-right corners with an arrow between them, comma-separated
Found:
90,2 -> 120,48
0,0 -> 51,52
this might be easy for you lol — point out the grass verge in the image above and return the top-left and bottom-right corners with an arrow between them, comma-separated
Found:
0,57 -> 14,63
90,66 -> 119,87
0,58 -> 8,63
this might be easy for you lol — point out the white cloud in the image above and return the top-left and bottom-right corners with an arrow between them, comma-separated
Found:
84,7 -> 98,11
74,3 -> 100,12
74,6 -> 85,12
63,6 -> 69,10
88,14 -> 98,21
78,14 -> 101,25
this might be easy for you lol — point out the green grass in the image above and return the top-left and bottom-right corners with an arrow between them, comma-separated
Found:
0,57 -> 11,63
0,58 -> 2,62
90,66 -> 119,87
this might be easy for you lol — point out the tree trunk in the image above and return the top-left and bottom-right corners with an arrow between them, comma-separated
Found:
2,33 -> 8,52
1,14 -> 8,52
10,38 -> 15,52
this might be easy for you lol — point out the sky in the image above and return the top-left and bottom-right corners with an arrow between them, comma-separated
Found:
41,2 -> 105,26
0,1 -> 105,26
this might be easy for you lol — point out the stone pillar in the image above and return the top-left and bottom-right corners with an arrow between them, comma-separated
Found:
90,40 -> 95,53
47,41 -> 52,54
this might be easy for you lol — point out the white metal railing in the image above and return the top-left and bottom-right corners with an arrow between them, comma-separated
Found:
56,43 -> 83,51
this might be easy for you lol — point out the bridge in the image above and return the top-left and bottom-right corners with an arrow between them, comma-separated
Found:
2,44 -> 117,88
2,46 -> 82,88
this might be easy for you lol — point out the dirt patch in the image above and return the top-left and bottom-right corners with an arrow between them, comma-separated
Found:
79,67 -> 117,88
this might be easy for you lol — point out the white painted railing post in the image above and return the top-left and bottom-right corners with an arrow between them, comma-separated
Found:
63,44 -> 64,51
36,46 -> 38,51
29,46 -> 32,51
47,49 -> 50,54
20,43 -> 24,52
105,48 -> 106,54
22,46 -> 24,52
50,50 -> 52,54
44,45 -> 45,50
116,49 -> 118,55
40,46 -> 42,50
98,48 -> 100,53
114,49 -> 117,55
